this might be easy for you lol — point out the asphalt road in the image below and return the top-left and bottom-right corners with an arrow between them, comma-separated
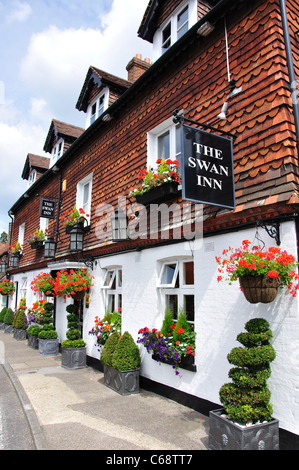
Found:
0,364 -> 35,450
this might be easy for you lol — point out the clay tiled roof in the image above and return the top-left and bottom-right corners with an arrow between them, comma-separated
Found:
43,119 -> 84,154
21,153 -> 50,180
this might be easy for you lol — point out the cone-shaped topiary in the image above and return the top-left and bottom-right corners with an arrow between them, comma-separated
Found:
13,305 -> 27,330
219,318 -> 276,424
112,331 -> 141,371
0,307 -> 7,322
4,307 -> 13,325
101,331 -> 120,367
160,305 -> 174,337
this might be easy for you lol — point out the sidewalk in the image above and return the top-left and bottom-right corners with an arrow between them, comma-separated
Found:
0,330 -> 209,451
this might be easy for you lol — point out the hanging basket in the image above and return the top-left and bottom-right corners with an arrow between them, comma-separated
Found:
71,290 -> 86,300
239,275 -> 281,304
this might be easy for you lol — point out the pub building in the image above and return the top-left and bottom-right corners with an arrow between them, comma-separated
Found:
4,0 -> 299,448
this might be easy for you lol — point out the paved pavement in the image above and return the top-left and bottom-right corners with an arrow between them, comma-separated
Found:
0,329 -> 209,452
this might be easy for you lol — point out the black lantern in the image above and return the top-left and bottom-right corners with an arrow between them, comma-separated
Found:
9,254 -> 21,268
69,223 -> 84,252
0,255 -> 7,273
44,237 -> 57,258
111,209 -> 128,241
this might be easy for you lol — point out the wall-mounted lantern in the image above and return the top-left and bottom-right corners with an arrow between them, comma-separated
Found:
69,223 -> 85,252
44,236 -> 57,258
0,255 -> 7,273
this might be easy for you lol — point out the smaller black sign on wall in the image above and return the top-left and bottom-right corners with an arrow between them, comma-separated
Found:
182,125 -> 235,209
39,198 -> 56,219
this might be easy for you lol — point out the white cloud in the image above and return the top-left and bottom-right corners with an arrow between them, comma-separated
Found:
6,0 -> 32,23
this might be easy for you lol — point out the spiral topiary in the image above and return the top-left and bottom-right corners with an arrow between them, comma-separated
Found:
38,302 -> 58,339
61,303 -> 86,348
219,318 -> 276,424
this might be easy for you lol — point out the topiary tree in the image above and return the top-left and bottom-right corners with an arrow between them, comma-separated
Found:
61,303 -> 86,349
12,305 -> 27,330
172,309 -> 191,342
0,307 -> 7,323
38,302 -> 58,340
160,305 -> 174,337
219,318 -> 276,424
112,331 -> 141,371
4,307 -> 14,325
101,331 -> 120,367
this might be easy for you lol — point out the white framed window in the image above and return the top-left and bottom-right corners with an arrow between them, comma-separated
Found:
152,0 -> 197,60
18,223 -> 25,246
86,88 -> 109,128
27,169 -> 37,187
102,267 -> 122,313
147,117 -> 182,167
50,138 -> 64,166
39,217 -> 49,232
76,173 -> 93,225
20,277 -> 27,300
158,259 -> 194,324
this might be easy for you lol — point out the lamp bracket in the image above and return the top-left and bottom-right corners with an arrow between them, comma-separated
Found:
256,221 -> 281,246
172,110 -> 237,139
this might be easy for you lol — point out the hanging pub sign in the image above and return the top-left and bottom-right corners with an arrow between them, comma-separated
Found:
181,124 -> 235,209
39,198 -> 56,219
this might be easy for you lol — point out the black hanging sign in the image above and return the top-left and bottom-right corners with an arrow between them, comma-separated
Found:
181,124 -> 235,209
39,198 -> 56,219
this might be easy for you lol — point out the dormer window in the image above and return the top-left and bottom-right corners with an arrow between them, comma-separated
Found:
27,169 -> 37,188
50,138 -> 64,166
87,88 -> 109,128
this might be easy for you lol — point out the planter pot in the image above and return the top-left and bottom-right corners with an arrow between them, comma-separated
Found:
38,338 -> 59,356
70,290 -> 86,300
61,347 -> 86,369
239,275 -> 281,304
135,182 -> 180,205
4,324 -> 13,334
27,335 -> 39,350
13,328 -> 27,341
103,365 -> 140,395
0,322 -> 5,330
209,409 -> 279,450
30,241 -> 44,249
152,353 -> 196,372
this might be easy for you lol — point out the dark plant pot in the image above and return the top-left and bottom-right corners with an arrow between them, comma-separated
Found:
13,328 -> 27,341
152,353 -> 196,372
30,241 -> 44,249
239,275 -> 281,304
103,365 -> 140,395
61,347 -> 86,369
70,290 -> 86,300
27,334 -> 39,350
38,338 -> 59,356
4,324 -> 13,334
135,182 -> 180,205
65,222 -> 85,234
209,409 -> 279,450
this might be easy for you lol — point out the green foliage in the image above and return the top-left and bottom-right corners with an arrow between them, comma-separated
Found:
100,331 -> 120,367
4,308 -> 13,325
12,306 -> 27,330
0,307 -> 7,322
61,339 -> 86,348
27,325 -> 43,337
112,331 -> 141,371
66,328 -> 81,341
172,309 -> 191,342
38,329 -> 58,339
37,302 -> 58,339
160,305 -> 173,336
219,318 -> 276,424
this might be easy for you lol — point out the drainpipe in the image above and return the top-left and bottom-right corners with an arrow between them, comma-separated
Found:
280,0 -> 299,158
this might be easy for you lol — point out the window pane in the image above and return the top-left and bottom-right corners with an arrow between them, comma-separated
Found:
166,294 -> 178,318
162,23 -> 171,52
108,294 -> 115,312
103,270 -> 115,287
158,131 -> 170,159
161,263 -> 177,285
177,6 -> 188,39
184,295 -> 194,323
118,294 -> 122,312
98,95 -> 105,116
184,261 -> 194,285
118,269 -> 122,287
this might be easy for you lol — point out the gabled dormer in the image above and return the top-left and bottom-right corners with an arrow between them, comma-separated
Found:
138,0 -> 214,61
76,67 -> 132,129
43,119 -> 84,167
21,153 -> 50,188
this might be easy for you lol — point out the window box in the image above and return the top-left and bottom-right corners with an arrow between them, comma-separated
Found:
30,241 -> 44,249
135,182 -> 180,205
152,352 -> 196,372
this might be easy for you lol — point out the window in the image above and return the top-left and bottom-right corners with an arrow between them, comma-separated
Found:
148,118 -> 182,168
27,169 -> 37,187
76,173 -> 93,225
158,259 -> 194,324
20,277 -> 27,300
87,89 -> 109,128
102,268 -> 122,313
18,223 -> 25,246
50,138 -> 64,166
152,1 -> 197,60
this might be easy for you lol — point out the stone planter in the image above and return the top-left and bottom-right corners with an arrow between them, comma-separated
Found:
61,347 -> 86,369
4,324 -> 13,334
38,338 -> 59,356
27,334 -> 39,350
13,328 -> 27,341
209,409 -> 279,450
103,365 -> 140,395
0,322 -> 5,330
239,275 -> 281,304
135,182 -> 180,205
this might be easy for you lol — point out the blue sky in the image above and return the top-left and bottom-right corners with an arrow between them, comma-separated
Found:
0,0 -> 152,236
